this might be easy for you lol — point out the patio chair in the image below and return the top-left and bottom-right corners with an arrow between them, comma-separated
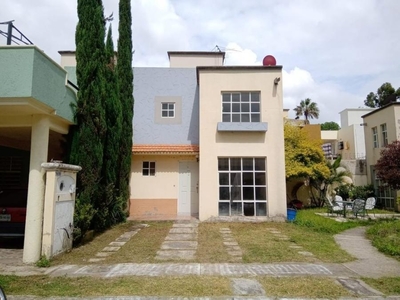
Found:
365,197 -> 376,217
326,198 -> 343,216
351,199 -> 366,218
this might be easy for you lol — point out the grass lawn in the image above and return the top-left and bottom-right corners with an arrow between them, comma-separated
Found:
51,208 -> 396,265
0,275 -> 353,298
2,208 -> 399,297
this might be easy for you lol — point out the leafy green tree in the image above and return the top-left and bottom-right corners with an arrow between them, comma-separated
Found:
95,25 -> 124,230
293,98 -> 319,123
116,0 -> 134,212
364,82 -> 400,108
309,155 -> 352,207
321,121 -> 340,131
375,140 -> 400,189
69,0 -> 107,241
284,123 -> 329,180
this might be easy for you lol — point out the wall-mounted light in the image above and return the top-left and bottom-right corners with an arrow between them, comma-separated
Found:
274,77 -> 281,85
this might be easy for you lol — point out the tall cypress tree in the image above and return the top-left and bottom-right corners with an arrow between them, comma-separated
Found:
70,0 -> 107,240
97,25 -> 124,229
116,0 -> 134,212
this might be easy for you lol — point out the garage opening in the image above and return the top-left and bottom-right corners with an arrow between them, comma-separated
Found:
0,146 -> 30,248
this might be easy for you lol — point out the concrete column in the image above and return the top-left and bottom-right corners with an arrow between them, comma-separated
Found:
23,115 -> 49,263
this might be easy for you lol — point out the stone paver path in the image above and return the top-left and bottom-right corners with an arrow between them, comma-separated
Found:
334,226 -> 400,278
155,220 -> 198,260
88,224 -> 147,263
220,228 -> 242,261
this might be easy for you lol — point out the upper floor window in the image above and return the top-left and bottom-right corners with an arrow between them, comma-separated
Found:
372,127 -> 379,148
161,102 -> 175,118
380,123 -> 388,147
222,92 -> 260,123
142,161 -> 155,176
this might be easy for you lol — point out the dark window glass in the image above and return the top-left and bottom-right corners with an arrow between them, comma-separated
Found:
255,173 -> 266,185
255,158 -> 265,170
255,187 -> 266,200
142,169 -> 149,176
231,187 -> 241,200
232,93 -> 240,102
222,103 -> 230,113
242,172 -> 254,185
168,111 -> 174,117
232,114 -> 240,122
241,114 -> 250,122
218,158 -> 229,170
162,103 -> 168,109
243,202 -> 254,216
251,114 -> 260,122
143,162 -> 149,168
219,173 -> 229,185
222,114 -> 230,122
241,103 -> 249,112
251,92 -> 260,102
230,159 -> 241,170
230,173 -> 241,186
231,202 -> 242,216
241,93 -> 250,102
256,203 -> 267,216
219,187 -> 230,200
222,94 -> 231,102
219,202 -> 230,216
242,158 -> 253,170
251,103 -> 260,112
243,187 -> 254,200
232,103 -> 240,112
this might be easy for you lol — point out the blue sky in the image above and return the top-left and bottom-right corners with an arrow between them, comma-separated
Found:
1,0 -> 400,124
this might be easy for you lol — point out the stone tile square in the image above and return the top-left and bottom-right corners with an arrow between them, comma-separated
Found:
165,233 -> 197,241
161,241 -> 198,250
155,250 -> 196,260
96,252 -> 113,257
231,278 -> 265,296
170,228 -> 197,234
109,241 -> 126,247
88,258 -> 105,262
102,246 -> 121,252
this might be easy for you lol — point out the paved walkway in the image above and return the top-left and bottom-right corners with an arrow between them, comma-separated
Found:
2,225 -> 400,299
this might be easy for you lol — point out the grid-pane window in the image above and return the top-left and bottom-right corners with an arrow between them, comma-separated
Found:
218,157 -> 267,217
380,123 -> 388,147
161,102 -> 175,118
142,161 -> 155,176
222,92 -> 260,123
372,127 -> 379,148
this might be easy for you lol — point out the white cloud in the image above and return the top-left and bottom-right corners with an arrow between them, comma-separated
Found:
223,42 -> 259,66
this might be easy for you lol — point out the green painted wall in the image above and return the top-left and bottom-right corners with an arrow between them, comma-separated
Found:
0,46 -> 76,123
0,47 -> 34,97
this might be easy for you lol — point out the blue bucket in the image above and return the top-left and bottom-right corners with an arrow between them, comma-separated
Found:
287,208 -> 297,221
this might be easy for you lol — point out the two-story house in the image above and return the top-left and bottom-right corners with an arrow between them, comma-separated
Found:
363,102 -> 400,210
130,51 -> 287,221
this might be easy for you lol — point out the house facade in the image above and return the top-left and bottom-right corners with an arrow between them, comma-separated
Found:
130,52 -> 287,221
363,103 -> 400,210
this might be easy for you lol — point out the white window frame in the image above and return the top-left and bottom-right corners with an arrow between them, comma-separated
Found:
218,157 -> 267,217
372,127 -> 379,148
161,102 -> 175,118
221,92 -> 260,123
380,123 -> 388,147
142,161 -> 156,176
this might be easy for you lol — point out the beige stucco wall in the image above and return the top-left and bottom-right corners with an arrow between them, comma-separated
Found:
363,105 -> 400,184
129,154 -> 197,219
198,68 -> 287,221
169,54 -> 224,68
59,53 -> 76,67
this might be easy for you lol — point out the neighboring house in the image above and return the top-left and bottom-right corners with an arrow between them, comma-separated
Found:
0,45 -> 77,263
363,102 -> 400,211
336,108 -> 374,186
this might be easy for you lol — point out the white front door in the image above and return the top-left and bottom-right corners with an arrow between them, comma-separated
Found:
178,161 -> 199,216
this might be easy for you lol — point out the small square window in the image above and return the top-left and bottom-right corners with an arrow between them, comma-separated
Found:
161,102 -> 175,118
142,161 -> 155,176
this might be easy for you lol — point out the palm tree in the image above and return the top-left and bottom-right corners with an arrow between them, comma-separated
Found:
294,98 -> 319,123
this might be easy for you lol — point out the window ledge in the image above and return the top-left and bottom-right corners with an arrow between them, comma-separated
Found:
217,122 -> 268,132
